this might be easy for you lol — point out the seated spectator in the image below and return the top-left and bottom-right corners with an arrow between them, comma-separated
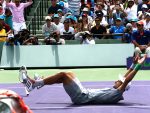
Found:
130,18 -> 138,30
4,8 -> 13,30
0,22 -> 6,42
92,10 -> 108,27
109,18 -> 125,39
123,23 -> 133,43
22,36 -> 38,45
42,16 -> 58,39
57,9 -> 65,23
91,16 -> 107,39
48,0 -> 63,16
60,19 -> 75,40
0,15 -> 12,34
138,0 -> 150,12
109,4 -> 127,25
131,21 -> 150,57
124,0 -> 138,23
138,4 -> 149,20
0,89 -> 32,113
5,33 -> 20,45
75,31 -> 95,44
53,14 -> 64,31
143,12 -> 150,30
45,31 -> 65,45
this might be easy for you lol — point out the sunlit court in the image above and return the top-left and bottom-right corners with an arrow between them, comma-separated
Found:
0,67 -> 150,113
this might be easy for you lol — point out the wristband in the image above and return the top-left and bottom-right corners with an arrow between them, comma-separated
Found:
134,64 -> 142,71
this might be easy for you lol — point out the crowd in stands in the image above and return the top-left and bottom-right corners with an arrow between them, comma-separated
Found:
0,0 -> 149,46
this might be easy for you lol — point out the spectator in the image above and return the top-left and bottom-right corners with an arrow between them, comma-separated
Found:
0,89 -> 33,113
123,23 -> 133,43
22,36 -> 38,45
0,15 -> 12,34
138,0 -> 150,12
109,18 -> 125,39
91,16 -> 107,39
81,7 -> 93,23
4,8 -> 13,30
124,0 -> 138,23
75,31 -> 95,44
131,20 -> 150,57
6,0 -> 33,34
0,5 -> 3,15
53,14 -> 64,31
48,0 -> 62,16
60,19 -> 75,40
45,31 -> 65,45
0,22 -> 6,42
67,0 -> 80,17
74,18 -> 83,33
57,9 -> 65,23
109,4 -> 127,25
138,4 -> 149,20
42,16 -> 58,39
130,19 -> 138,30
5,33 -> 20,45
143,12 -> 150,30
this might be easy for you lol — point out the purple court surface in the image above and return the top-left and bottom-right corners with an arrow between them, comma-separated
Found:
0,81 -> 150,113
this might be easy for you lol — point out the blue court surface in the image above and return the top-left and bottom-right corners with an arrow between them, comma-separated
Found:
0,81 -> 150,113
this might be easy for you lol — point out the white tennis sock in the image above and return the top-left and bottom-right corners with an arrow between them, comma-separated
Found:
33,80 -> 44,88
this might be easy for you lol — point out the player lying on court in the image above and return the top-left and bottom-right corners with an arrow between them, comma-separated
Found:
20,54 -> 147,105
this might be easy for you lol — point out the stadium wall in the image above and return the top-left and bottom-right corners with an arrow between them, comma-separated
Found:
0,44 -> 134,68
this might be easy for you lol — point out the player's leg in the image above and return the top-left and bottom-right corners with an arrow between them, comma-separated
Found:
117,54 -> 147,91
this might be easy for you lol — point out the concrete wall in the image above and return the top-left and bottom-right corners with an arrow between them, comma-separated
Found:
0,44 -> 134,68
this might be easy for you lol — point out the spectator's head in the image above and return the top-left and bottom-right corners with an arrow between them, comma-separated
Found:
141,4 -> 148,12
51,0 -> 57,6
145,12 -> 150,20
95,10 -> 104,21
0,89 -> 32,113
82,13 -> 88,22
125,23 -> 133,32
57,9 -> 63,16
53,14 -> 60,25
127,0 -> 134,7
45,16 -> 52,24
14,0 -> 20,7
95,16 -> 102,25
63,19 -> 70,28
5,8 -> 12,16
82,7 -> 89,15
115,18 -> 122,26
136,21 -> 144,30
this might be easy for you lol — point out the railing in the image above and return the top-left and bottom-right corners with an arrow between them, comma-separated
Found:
26,0 -> 49,35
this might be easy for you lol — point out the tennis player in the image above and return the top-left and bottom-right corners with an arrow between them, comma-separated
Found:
20,54 -> 147,104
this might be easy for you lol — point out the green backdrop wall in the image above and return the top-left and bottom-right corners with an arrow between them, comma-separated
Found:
0,44 -> 134,68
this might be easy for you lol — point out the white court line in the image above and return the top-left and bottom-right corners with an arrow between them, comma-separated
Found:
2,84 -> 150,89
30,105 -> 150,110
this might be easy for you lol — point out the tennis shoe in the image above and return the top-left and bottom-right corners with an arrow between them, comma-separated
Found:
19,66 -> 35,92
34,73 -> 43,89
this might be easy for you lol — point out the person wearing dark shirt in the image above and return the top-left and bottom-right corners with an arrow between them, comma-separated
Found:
91,16 -> 107,39
131,21 -> 150,57
48,0 -> 63,16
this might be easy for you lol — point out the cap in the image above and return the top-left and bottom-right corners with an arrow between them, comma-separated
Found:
116,18 -> 122,21
57,9 -> 62,12
0,15 -> 4,20
130,18 -> 138,22
142,4 -> 148,9
58,1 -> 64,7
95,11 -> 104,17
82,7 -> 89,12
45,16 -> 51,20
126,23 -> 132,28
53,14 -> 59,18
8,34 -> 14,39
136,21 -> 144,25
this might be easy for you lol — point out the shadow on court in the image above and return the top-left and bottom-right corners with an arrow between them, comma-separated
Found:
0,81 -> 150,113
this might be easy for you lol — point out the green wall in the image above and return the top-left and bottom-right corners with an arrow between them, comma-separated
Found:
0,44 -> 134,68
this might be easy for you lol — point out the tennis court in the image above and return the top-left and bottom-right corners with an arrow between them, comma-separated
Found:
0,68 -> 150,113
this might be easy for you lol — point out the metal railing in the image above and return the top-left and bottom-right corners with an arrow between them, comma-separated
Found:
26,0 -> 49,35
